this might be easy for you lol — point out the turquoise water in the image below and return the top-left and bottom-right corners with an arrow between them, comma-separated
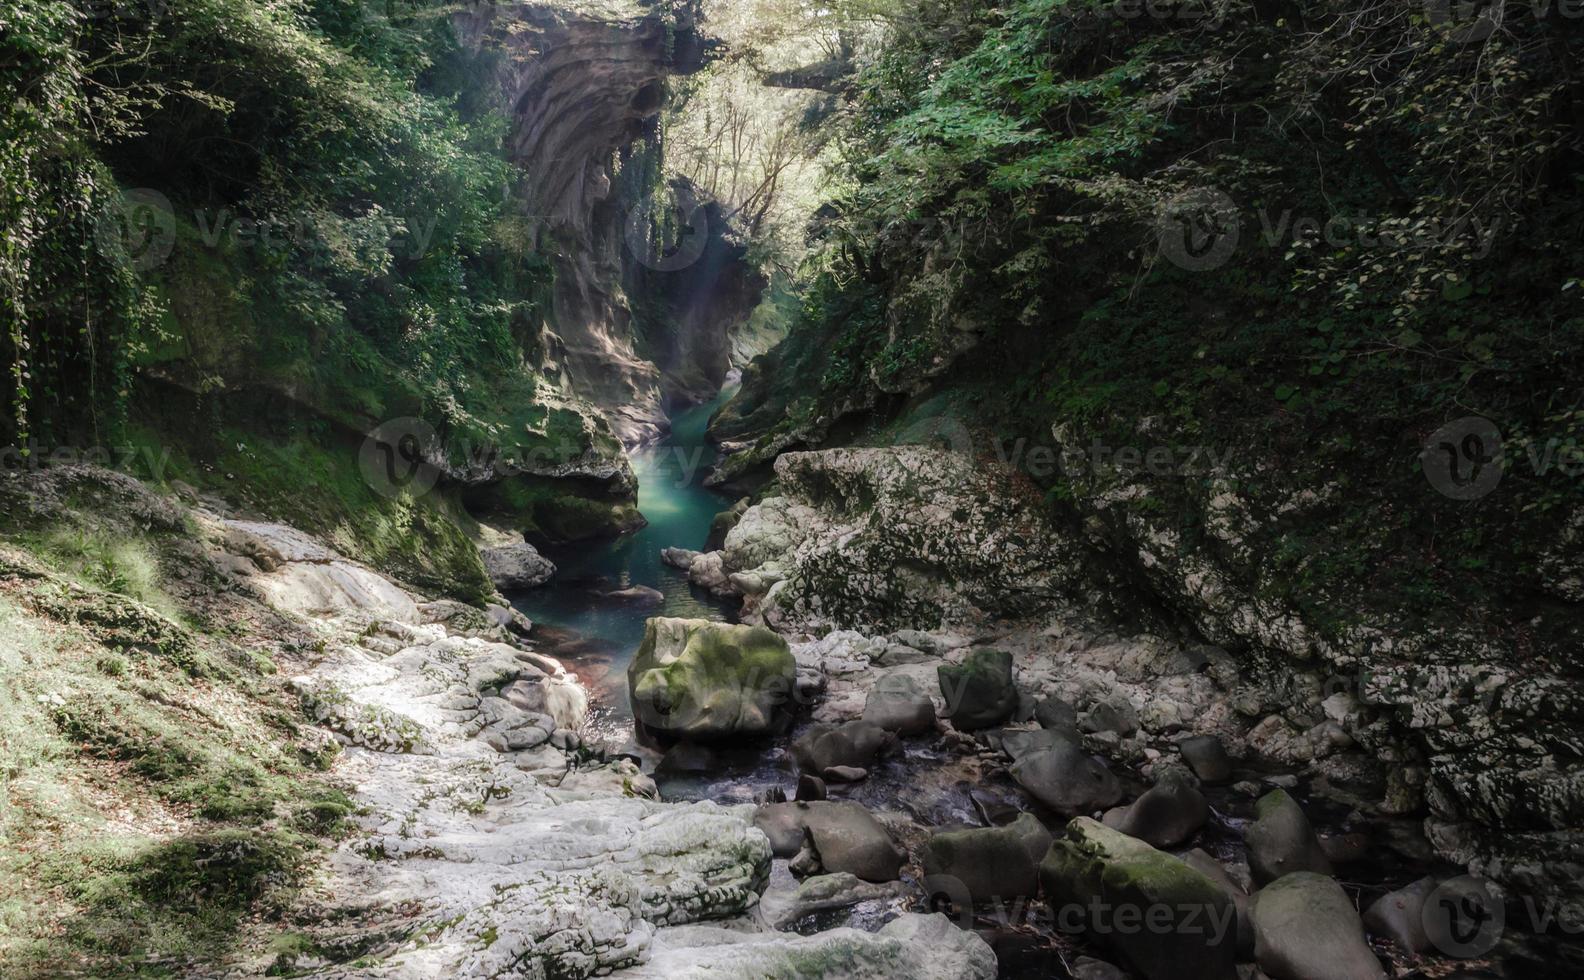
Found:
510,391 -> 741,731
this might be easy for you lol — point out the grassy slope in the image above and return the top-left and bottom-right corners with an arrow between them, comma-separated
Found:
0,471 -> 348,977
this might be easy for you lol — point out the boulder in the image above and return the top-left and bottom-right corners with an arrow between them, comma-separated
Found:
1009,738 -> 1122,816
628,618 -> 796,742
796,773 -> 827,802
752,801 -> 907,882
1245,790 -> 1333,885
792,720 -> 895,775
1082,694 -> 1140,736
753,802 -> 811,857
1362,876 -> 1436,954
938,648 -> 1018,731
862,672 -> 937,735
1250,872 -> 1386,980
1040,818 -> 1238,980
1181,848 -> 1253,957
1179,734 -> 1234,785
481,541 -> 556,590
499,676 -> 587,732
1102,769 -> 1209,848
660,547 -> 699,570
1035,697 -> 1079,732
921,812 -> 1052,905
1002,726 -> 1078,762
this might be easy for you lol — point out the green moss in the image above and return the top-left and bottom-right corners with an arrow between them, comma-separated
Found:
37,829 -> 314,968
0,547 -> 344,975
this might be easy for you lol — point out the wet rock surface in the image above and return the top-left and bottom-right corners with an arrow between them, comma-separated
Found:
1250,872 -> 1386,980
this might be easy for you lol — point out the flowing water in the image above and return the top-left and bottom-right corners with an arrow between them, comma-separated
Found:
510,390 -> 741,739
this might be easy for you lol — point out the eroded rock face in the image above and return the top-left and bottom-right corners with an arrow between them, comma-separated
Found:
711,447 -> 1080,632
692,442 -> 1584,921
452,6 -> 761,445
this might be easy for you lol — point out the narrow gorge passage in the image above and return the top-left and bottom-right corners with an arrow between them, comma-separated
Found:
511,389 -> 743,737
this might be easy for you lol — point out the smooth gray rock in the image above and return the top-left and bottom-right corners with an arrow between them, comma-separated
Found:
1246,790 -> 1334,885
601,584 -> 664,607
752,801 -> 906,882
862,672 -> 937,735
1082,693 -> 1140,736
1251,872 -> 1386,980
1362,875 -> 1436,954
1009,738 -> 1122,816
792,720 -> 895,774
754,802 -> 810,857
796,773 -> 827,802
921,812 -> 1052,905
660,547 -> 699,570
1179,734 -> 1234,784
803,801 -> 907,882
823,765 -> 869,783
1102,769 -> 1209,848
1002,726 -> 1079,763
1034,696 -> 1079,732
938,648 -> 1018,731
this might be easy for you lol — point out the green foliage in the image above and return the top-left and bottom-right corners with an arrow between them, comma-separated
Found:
741,0 -> 1584,638
1,0 -> 557,457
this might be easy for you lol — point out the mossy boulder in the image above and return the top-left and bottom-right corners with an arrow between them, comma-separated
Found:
937,648 -> 1017,731
922,812 -> 1052,906
1039,818 -> 1238,980
628,617 -> 797,742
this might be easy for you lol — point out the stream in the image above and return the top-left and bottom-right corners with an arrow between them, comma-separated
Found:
510,389 -> 742,741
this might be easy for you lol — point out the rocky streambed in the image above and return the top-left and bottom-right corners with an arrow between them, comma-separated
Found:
197,442 -> 1579,978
